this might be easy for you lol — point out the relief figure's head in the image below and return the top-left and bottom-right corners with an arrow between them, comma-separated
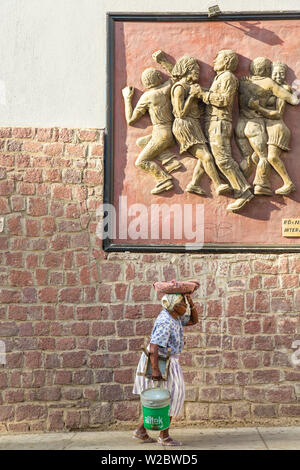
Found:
271,61 -> 287,85
250,57 -> 272,78
172,56 -> 200,83
141,68 -> 163,89
213,50 -> 238,72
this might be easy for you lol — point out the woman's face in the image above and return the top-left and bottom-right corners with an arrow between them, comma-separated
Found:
172,297 -> 187,316
186,64 -> 200,83
272,66 -> 285,85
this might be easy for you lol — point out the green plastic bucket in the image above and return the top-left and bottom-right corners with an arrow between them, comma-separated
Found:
141,387 -> 171,431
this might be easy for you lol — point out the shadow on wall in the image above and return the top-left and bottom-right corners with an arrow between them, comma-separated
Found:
224,21 -> 283,46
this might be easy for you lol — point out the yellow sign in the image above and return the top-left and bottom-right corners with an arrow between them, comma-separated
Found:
282,219 -> 300,237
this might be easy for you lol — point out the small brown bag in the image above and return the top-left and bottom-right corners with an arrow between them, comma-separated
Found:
137,347 -> 171,381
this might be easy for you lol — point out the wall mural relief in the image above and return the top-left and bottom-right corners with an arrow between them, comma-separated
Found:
107,16 -> 300,250
122,50 -> 299,212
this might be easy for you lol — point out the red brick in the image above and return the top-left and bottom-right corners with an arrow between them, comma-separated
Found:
265,386 -> 295,403
7,214 -> 22,235
79,130 -> 99,142
244,387 -> 265,402
65,143 -> 85,157
100,384 -> 123,402
24,168 -> 43,183
58,128 -> 73,142
252,405 -> 277,418
83,169 -> 102,185
244,320 -> 261,334
254,291 -> 269,313
209,404 -> 231,419
25,219 -> 40,237
28,197 -> 48,216
71,232 -> 90,249
271,297 -> 292,313
107,339 -> 127,352
38,287 -> 58,303
279,405 -> 300,417
7,139 -> 22,151
241,352 -> 261,369
18,182 -> 35,195
5,252 -> 23,267
253,369 -> 281,384
62,351 -> 86,368
11,196 -> 26,211
50,234 -> 70,250
277,318 -> 298,334
221,387 -> 242,401
54,370 -> 72,385
10,270 -> 33,287
44,143 -> 64,156
59,288 -> 81,303
92,321 -> 115,336
52,184 -> 72,199
100,263 -> 121,282
0,405 -> 15,421
226,294 -> 244,316
22,141 -> 43,153
281,274 -> 299,288
0,197 -> 10,214
131,285 -> 151,302
253,260 -> 277,274
16,405 -> 47,422
4,389 -> 25,403
254,335 -> 274,350
223,351 -> 239,369
12,127 -> 32,138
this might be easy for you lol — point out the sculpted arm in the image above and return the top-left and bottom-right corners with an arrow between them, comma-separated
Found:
152,50 -> 174,75
248,97 -> 283,120
270,80 -> 299,105
122,86 -> 148,126
202,76 -> 235,108
172,85 -> 196,118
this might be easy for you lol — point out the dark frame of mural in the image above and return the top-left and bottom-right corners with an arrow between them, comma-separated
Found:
105,12 -> 300,253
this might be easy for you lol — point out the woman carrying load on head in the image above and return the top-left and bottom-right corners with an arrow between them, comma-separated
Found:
132,292 -> 199,446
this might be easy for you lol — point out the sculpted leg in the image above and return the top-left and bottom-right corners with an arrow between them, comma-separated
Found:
268,145 -> 295,195
135,137 -> 173,195
189,144 -> 230,196
244,120 -> 272,196
235,118 -> 256,178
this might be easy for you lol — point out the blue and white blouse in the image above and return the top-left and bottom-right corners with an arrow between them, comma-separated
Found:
150,309 -> 190,356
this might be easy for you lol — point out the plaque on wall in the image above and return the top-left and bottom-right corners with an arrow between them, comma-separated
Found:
104,13 -> 300,252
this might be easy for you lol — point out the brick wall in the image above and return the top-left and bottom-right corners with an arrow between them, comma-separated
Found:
0,126 -> 300,432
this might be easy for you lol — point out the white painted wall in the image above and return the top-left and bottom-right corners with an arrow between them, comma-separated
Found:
0,0 -> 298,128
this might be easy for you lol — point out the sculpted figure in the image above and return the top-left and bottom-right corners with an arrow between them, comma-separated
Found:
248,61 -> 295,195
199,49 -> 254,212
122,68 -> 179,195
154,52 -> 230,197
235,57 -> 299,196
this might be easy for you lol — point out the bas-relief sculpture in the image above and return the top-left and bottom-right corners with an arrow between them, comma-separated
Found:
122,48 -> 299,213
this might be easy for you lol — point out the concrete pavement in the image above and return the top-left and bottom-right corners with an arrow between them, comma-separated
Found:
0,426 -> 299,450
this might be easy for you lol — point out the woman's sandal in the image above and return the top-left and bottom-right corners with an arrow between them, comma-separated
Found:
157,436 -> 182,446
132,429 -> 156,443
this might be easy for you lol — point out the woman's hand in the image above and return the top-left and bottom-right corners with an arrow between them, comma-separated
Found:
151,366 -> 163,381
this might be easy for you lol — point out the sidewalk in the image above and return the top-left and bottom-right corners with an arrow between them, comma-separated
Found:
0,426 -> 299,450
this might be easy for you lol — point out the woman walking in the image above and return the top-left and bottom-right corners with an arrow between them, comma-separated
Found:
132,292 -> 199,446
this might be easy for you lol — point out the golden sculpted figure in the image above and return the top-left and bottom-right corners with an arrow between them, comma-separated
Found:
200,50 -> 253,212
170,55 -> 230,197
235,57 -> 299,196
122,68 -> 179,195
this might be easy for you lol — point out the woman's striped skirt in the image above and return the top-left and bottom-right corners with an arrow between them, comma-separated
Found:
132,352 -> 185,417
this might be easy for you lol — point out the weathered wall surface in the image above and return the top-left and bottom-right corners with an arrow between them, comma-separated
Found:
0,127 -> 300,432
